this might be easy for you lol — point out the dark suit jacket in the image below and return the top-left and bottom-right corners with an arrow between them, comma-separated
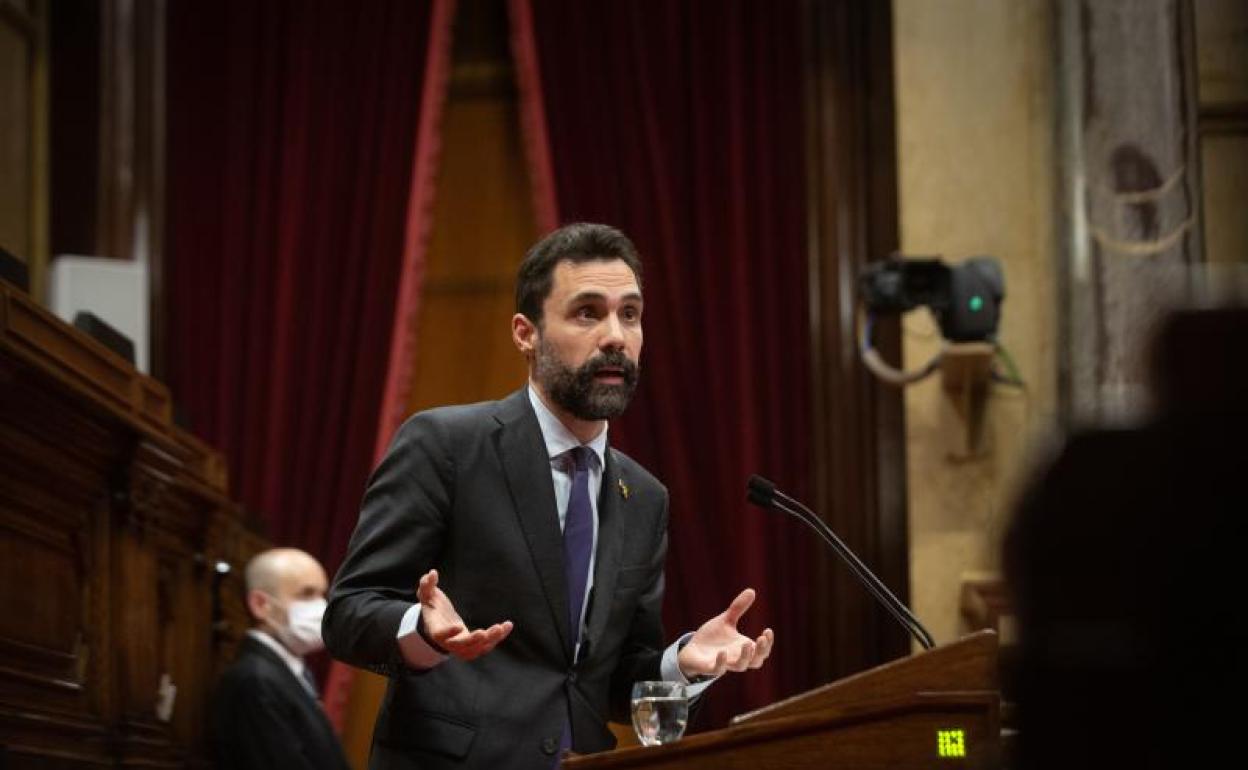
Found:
210,635 -> 351,770
324,388 -> 669,769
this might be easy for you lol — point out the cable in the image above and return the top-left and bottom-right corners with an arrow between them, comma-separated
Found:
859,312 -> 944,386
993,343 -> 1026,388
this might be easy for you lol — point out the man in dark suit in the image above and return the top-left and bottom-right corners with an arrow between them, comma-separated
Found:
324,223 -> 774,769
212,548 -> 351,770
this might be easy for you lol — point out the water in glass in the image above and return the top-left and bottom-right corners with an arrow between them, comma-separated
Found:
630,682 -> 688,746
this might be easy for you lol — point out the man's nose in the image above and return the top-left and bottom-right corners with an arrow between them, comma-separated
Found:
600,313 -> 626,349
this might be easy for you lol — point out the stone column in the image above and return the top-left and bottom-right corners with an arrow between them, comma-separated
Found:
1056,0 -> 1203,425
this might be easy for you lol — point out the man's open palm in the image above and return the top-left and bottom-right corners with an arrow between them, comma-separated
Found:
417,569 -> 513,661
677,588 -> 774,678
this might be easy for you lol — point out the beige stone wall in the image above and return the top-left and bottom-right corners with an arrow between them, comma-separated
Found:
1195,0 -> 1248,265
892,0 -> 1060,647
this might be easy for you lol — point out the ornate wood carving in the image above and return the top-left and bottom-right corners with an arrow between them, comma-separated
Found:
0,279 -> 256,766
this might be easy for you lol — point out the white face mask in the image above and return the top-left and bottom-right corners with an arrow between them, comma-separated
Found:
270,596 -> 326,656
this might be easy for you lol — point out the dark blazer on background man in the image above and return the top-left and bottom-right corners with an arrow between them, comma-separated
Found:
210,635 -> 351,770
324,388 -> 670,769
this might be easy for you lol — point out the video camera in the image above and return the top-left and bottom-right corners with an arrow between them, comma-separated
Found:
859,256 -> 1004,342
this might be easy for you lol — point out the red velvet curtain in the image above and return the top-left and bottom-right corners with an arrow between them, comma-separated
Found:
516,0 -> 814,729
165,0 -> 436,569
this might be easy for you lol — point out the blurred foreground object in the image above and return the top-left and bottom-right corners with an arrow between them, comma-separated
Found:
1005,307 -> 1247,769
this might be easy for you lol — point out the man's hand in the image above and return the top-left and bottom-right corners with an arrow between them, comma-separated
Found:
677,588 -> 774,679
417,569 -> 513,661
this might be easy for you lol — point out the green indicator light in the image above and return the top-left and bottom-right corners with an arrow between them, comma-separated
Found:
968,295 -> 984,312
938,729 -> 967,758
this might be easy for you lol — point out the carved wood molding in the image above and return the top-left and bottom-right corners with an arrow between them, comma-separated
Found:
1199,101 -> 1248,136
0,279 -> 226,493
0,279 -> 248,765
0,704 -> 112,765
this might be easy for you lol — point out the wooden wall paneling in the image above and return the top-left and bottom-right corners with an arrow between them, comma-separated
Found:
1193,0 -> 1248,266
110,440 -> 228,765
0,277 -> 251,766
0,2 -> 35,262
1,281 -> 173,439
0,0 -> 48,299
137,440 -> 220,758
111,512 -> 164,761
0,385 -> 120,763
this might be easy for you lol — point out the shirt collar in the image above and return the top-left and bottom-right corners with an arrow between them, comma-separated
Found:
527,384 -> 608,468
247,628 -> 305,675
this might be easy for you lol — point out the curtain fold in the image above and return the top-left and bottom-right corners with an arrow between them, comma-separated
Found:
166,0 -> 450,728
326,0 -> 459,731
514,0 -> 815,729
508,0 -> 560,234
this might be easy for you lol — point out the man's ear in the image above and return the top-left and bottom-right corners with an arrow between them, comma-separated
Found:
512,313 -> 538,357
245,589 -> 269,623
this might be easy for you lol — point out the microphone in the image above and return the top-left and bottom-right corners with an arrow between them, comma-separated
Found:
747,474 -> 935,650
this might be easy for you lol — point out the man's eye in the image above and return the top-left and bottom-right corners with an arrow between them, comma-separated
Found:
622,307 -> 641,322
576,306 -> 597,319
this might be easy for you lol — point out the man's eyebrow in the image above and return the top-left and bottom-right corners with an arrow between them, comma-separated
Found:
565,291 -> 644,305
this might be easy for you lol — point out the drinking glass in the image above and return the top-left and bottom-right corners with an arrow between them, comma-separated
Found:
629,681 -> 688,746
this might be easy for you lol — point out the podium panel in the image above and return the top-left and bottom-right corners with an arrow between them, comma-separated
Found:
566,631 -> 1000,770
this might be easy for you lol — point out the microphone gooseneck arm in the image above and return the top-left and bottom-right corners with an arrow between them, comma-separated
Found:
747,475 -> 935,650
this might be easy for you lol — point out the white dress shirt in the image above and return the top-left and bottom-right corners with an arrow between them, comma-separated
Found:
248,628 -> 317,698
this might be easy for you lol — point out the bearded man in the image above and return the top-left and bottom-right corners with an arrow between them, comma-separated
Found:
324,223 -> 774,770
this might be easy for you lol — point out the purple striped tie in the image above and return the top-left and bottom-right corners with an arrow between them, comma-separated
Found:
558,446 -> 594,762
563,446 -> 594,652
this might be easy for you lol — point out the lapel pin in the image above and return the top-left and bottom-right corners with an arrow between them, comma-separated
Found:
618,478 -> 630,500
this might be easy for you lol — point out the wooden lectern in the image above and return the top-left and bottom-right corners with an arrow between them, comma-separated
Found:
565,630 -> 999,770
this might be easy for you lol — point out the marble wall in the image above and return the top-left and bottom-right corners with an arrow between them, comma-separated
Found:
893,0 -> 1246,649
893,0 -> 1060,647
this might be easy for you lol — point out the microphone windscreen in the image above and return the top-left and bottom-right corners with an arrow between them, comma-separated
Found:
746,475 -> 777,506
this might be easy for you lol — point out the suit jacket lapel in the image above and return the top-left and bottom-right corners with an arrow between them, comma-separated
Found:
495,389 -> 573,660
243,635 -> 304,693
586,447 -> 624,659
242,637 -> 336,731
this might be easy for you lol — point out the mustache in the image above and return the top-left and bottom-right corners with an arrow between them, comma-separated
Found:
579,350 -> 638,381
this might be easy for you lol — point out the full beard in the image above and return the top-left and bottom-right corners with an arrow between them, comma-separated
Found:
534,339 -> 640,421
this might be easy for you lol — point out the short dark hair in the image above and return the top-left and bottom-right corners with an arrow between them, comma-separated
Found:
515,223 -> 643,325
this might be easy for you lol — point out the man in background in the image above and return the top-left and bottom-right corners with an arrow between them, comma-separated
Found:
212,547 -> 350,770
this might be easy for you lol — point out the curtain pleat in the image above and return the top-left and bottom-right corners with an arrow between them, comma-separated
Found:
166,0 -> 455,729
